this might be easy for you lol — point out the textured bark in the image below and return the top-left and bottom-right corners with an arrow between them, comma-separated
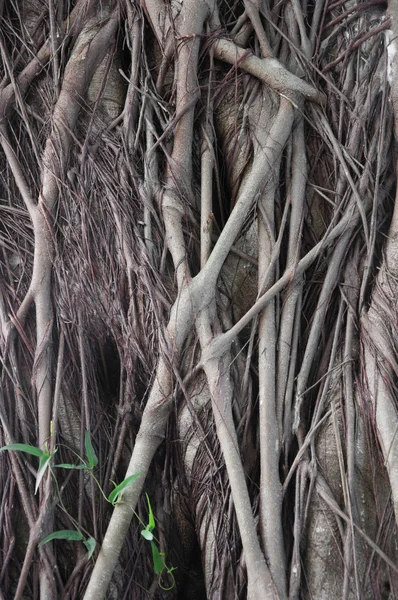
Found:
0,2 -> 398,599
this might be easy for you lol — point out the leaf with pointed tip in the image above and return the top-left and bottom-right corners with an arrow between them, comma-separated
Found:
107,473 -> 140,505
0,443 -> 44,457
151,542 -> 165,575
83,537 -> 96,559
84,430 -> 98,469
38,530 -> 84,546
55,463 -> 87,470
146,493 -> 155,532
35,453 -> 52,494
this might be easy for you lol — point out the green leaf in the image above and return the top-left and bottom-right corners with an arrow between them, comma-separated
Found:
141,528 -> 153,541
83,537 -> 96,559
84,430 -> 98,469
38,530 -> 84,546
35,453 -> 52,494
150,542 -> 165,575
0,443 -> 44,457
107,473 -> 140,505
55,463 -> 87,470
146,493 -> 155,532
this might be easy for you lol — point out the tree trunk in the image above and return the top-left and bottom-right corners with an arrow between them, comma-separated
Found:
1,1 -> 398,599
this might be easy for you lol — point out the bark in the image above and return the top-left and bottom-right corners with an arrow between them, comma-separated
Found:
0,1 -> 398,599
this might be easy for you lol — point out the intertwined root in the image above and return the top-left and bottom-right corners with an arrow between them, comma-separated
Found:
0,2 -> 397,599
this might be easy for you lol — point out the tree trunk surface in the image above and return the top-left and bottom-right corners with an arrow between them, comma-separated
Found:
1,1 -> 398,599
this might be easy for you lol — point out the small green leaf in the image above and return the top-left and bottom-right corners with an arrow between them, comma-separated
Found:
146,493 -> 155,532
35,453 -> 52,494
83,537 -> 96,559
107,473 -> 140,505
0,443 -> 44,457
55,463 -> 87,470
84,430 -> 98,469
141,528 -> 153,541
150,542 -> 165,575
38,530 -> 84,546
